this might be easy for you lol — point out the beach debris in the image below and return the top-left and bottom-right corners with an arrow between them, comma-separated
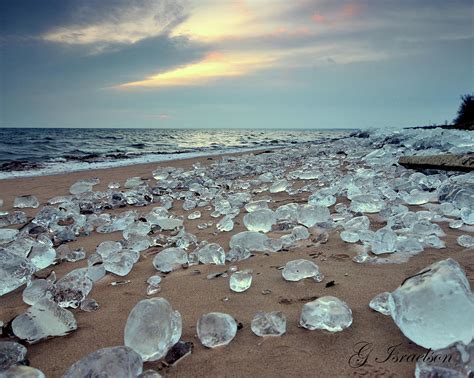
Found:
251,311 -> 286,337
13,195 -> 39,209
415,339 -> 473,378
261,289 -> 272,295
196,243 -> 225,265
63,346 -> 143,378
124,298 -> 182,361
12,298 -> 77,343
387,258 -> 474,349
110,280 -> 131,286
282,259 -> 324,282
153,248 -> 188,273
163,340 -> 193,366
457,234 -> 474,248
229,270 -> 252,292
243,209 -> 276,233
369,292 -> 391,315
197,312 -> 237,348
0,365 -> 45,377
0,341 -> 27,370
299,296 -> 353,332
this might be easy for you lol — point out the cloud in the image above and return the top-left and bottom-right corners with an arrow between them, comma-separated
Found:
41,0 -> 188,46
118,51 -> 276,88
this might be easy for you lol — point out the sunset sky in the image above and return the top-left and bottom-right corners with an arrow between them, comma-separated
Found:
1,0 -> 473,128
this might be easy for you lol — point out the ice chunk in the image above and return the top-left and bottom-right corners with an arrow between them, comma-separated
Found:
197,312 -> 237,348
0,365 -> 45,377
103,249 -> 137,276
124,298 -> 182,361
0,341 -> 27,370
69,181 -> 94,195
139,369 -> 163,378
291,226 -> 310,240
154,218 -> 183,231
80,298 -> 99,312
415,340 -> 473,378
196,243 -> 225,265
63,346 -> 143,378
243,209 -> 276,233
12,298 -> 77,343
388,258 -> 474,349
229,231 -> 269,252
0,250 -> 36,296
216,215 -> 234,232
269,179 -> 289,193
22,279 -> 54,305
153,248 -> 188,273
370,228 -> 397,255
28,242 -> 56,270
350,194 -> 384,213
299,296 -> 353,332
54,268 -> 93,308
245,200 -> 268,213
460,207 -> 474,225
13,195 -> 39,209
0,229 -> 19,245
96,241 -> 122,259
297,205 -> 330,227
124,177 -> 145,188
282,259 -> 323,282
457,235 -> 474,248
188,211 -> 201,220
369,292 -> 391,315
340,231 -> 359,243
229,271 -> 252,292
251,311 -> 286,337
343,216 -> 370,231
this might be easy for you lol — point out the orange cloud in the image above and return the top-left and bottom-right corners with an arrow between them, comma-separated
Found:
311,13 -> 328,24
118,51 -> 275,88
340,4 -> 362,18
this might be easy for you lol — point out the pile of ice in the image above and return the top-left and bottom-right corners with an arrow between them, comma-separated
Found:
0,126 -> 472,376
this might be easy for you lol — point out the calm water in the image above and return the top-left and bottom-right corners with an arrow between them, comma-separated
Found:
0,128 -> 352,178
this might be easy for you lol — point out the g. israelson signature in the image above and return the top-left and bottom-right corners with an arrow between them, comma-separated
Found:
348,341 -> 454,368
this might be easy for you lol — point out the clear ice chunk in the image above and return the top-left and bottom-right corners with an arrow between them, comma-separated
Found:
216,215 -> 234,232
196,243 -> 225,265
153,248 -> 188,273
229,271 -> 252,292
243,209 -> 276,233
369,292 -> 391,315
388,258 -> 474,349
0,365 -> 45,377
0,250 -> 36,296
282,259 -> 323,282
251,311 -> 286,337
54,268 -> 93,308
229,231 -> 270,252
0,229 -> 19,245
299,296 -> 353,332
370,228 -> 397,255
124,298 -> 182,361
12,298 -> 77,343
13,195 -> 39,209
457,235 -> 474,248
197,312 -> 237,348
0,341 -> 27,370
63,346 -> 143,378
297,205 -> 330,227
350,194 -> 384,213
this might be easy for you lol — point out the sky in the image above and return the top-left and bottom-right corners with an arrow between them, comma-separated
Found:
0,0 -> 473,129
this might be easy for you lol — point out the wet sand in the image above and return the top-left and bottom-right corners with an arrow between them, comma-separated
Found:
0,152 -> 473,377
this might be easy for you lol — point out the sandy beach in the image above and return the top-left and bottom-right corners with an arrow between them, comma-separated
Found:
0,148 -> 472,378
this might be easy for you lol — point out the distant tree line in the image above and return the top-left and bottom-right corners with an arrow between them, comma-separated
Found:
453,94 -> 474,126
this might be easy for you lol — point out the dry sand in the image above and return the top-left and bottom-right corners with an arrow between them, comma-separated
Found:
0,152 -> 472,378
